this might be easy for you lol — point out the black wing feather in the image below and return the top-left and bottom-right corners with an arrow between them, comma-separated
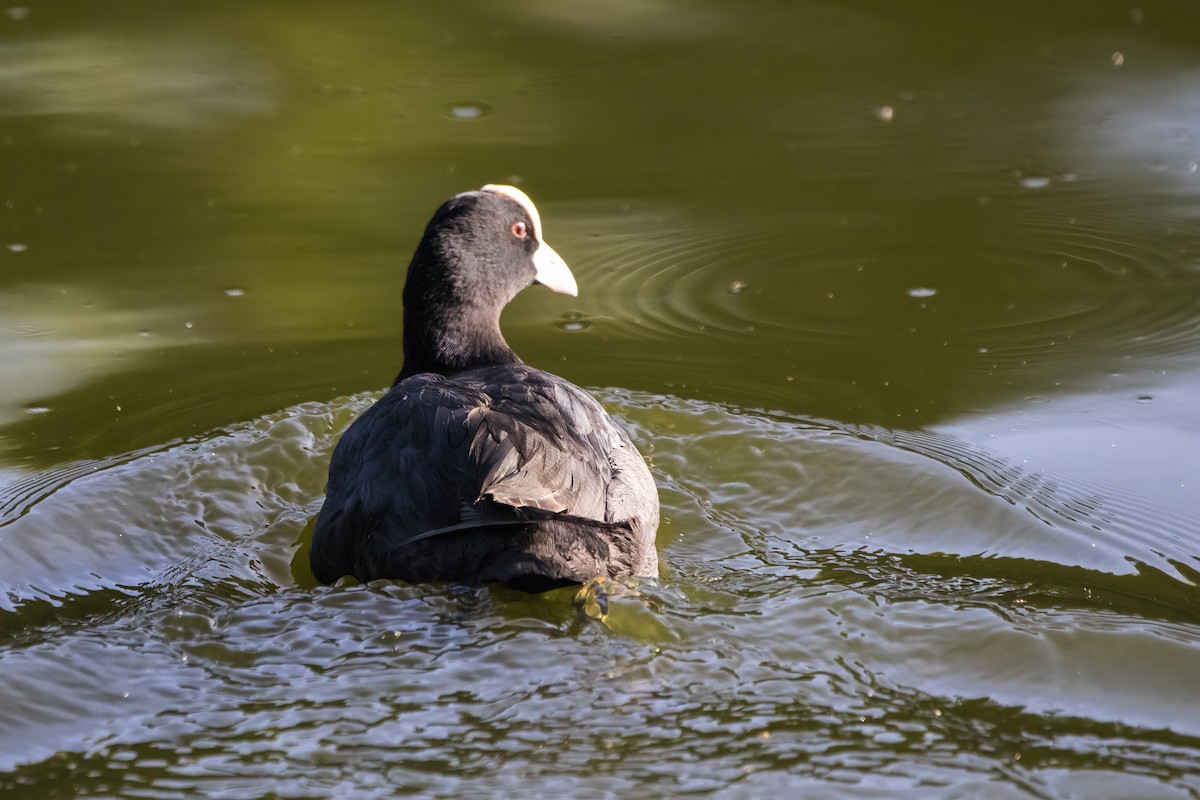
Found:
310,365 -> 656,586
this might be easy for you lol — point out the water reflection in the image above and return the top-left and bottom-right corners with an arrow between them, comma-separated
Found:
0,284 -> 191,426
0,34 -> 275,131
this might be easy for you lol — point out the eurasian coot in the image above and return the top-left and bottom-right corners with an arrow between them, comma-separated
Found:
310,185 -> 660,591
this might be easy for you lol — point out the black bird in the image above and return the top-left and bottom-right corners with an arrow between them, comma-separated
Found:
310,185 -> 660,591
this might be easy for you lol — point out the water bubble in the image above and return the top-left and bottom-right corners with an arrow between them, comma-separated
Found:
728,280 -> 747,294
1018,175 -> 1052,190
1111,52 -> 1125,67
907,287 -> 937,298
1025,395 -> 1049,404
223,287 -> 245,297
557,311 -> 591,332
6,7 -> 29,21
445,101 -> 492,121
6,243 -> 27,252
876,105 -> 894,123
24,406 -> 50,415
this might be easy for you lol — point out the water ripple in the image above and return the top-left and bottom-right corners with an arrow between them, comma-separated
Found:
0,391 -> 1198,794
564,202 -> 1200,394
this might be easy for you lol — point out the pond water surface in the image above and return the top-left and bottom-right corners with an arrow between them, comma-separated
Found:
3,2 -> 1200,798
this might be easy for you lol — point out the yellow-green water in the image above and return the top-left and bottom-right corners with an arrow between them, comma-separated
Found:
3,3 -> 1200,797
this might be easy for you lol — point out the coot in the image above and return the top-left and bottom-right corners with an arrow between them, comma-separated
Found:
310,185 -> 660,591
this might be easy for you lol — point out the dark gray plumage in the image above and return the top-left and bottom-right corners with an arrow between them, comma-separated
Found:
310,185 -> 659,591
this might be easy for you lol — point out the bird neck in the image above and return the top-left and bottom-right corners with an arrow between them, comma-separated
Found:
397,297 -> 522,381
394,232 -> 527,381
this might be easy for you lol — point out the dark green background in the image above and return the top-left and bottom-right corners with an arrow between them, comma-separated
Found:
2,2 -> 1199,797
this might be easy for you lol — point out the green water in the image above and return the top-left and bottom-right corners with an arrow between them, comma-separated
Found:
3,2 -> 1200,797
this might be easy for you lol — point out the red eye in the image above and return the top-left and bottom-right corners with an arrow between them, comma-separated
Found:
511,221 -> 528,239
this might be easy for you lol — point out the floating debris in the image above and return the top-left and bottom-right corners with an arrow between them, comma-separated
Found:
445,101 -> 492,121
